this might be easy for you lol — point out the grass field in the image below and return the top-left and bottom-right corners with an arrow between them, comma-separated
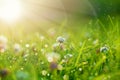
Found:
0,17 -> 120,80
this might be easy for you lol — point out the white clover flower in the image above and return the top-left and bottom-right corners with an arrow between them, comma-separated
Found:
63,75 -> 69,80
40,36 -> 45,41
79,68 -> 82,71
0,35 -> 7,52
47,28 -> 56,37
93,39 -> 99,45
46,52 -> 60,62
14,43 -> 21,53
64,54 -> 73,59
25,44 -> 30,48
100,46 -> 109,53
44,44 -> 48,48
41,48 -> 45,54
57,64 -> 63,71
52,43 -> 59,50
41,70 -> 47,76
56,36 -> 65,43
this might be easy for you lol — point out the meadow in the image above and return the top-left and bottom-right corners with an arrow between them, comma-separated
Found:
0,16 -> 120,80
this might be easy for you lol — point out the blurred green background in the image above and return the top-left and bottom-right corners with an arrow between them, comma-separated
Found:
90,0 -> 120,17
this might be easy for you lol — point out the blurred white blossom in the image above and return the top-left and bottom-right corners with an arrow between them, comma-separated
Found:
25,44 -> 30,48
46,52 -> 60,62
14,43 -> 21,53
93,39 -> 99,45
57,64 -> 63,70
0,35 -> 7,52
40,36 -> 45,41
63,75 -> 69,80
100,46 -> 109,53
41,70 -> 47,76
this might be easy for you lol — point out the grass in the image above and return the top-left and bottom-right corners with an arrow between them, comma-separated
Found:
0,17 -> 120,80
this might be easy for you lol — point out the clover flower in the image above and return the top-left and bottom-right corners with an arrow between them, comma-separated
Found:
100,46 -> 109,53
57,64 -> 63,71
50,62 -> 58,70
93,39 -> 99,45
40,36 -> 45,41
64,54 -> 73,62
53,43 -> 59,49
52,43 -> 59,51
56,36 -> 65,43
41,70 -> 47,76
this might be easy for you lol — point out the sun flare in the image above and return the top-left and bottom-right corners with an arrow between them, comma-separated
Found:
0,0 -> 23,23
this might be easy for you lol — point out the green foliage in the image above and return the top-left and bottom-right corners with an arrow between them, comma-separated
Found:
0,17 -> 120,80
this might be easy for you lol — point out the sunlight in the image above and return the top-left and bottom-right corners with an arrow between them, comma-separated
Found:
0,0 -> 23,23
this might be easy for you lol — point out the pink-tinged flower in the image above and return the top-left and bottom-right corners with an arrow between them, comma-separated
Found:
0,35 -> 7,53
